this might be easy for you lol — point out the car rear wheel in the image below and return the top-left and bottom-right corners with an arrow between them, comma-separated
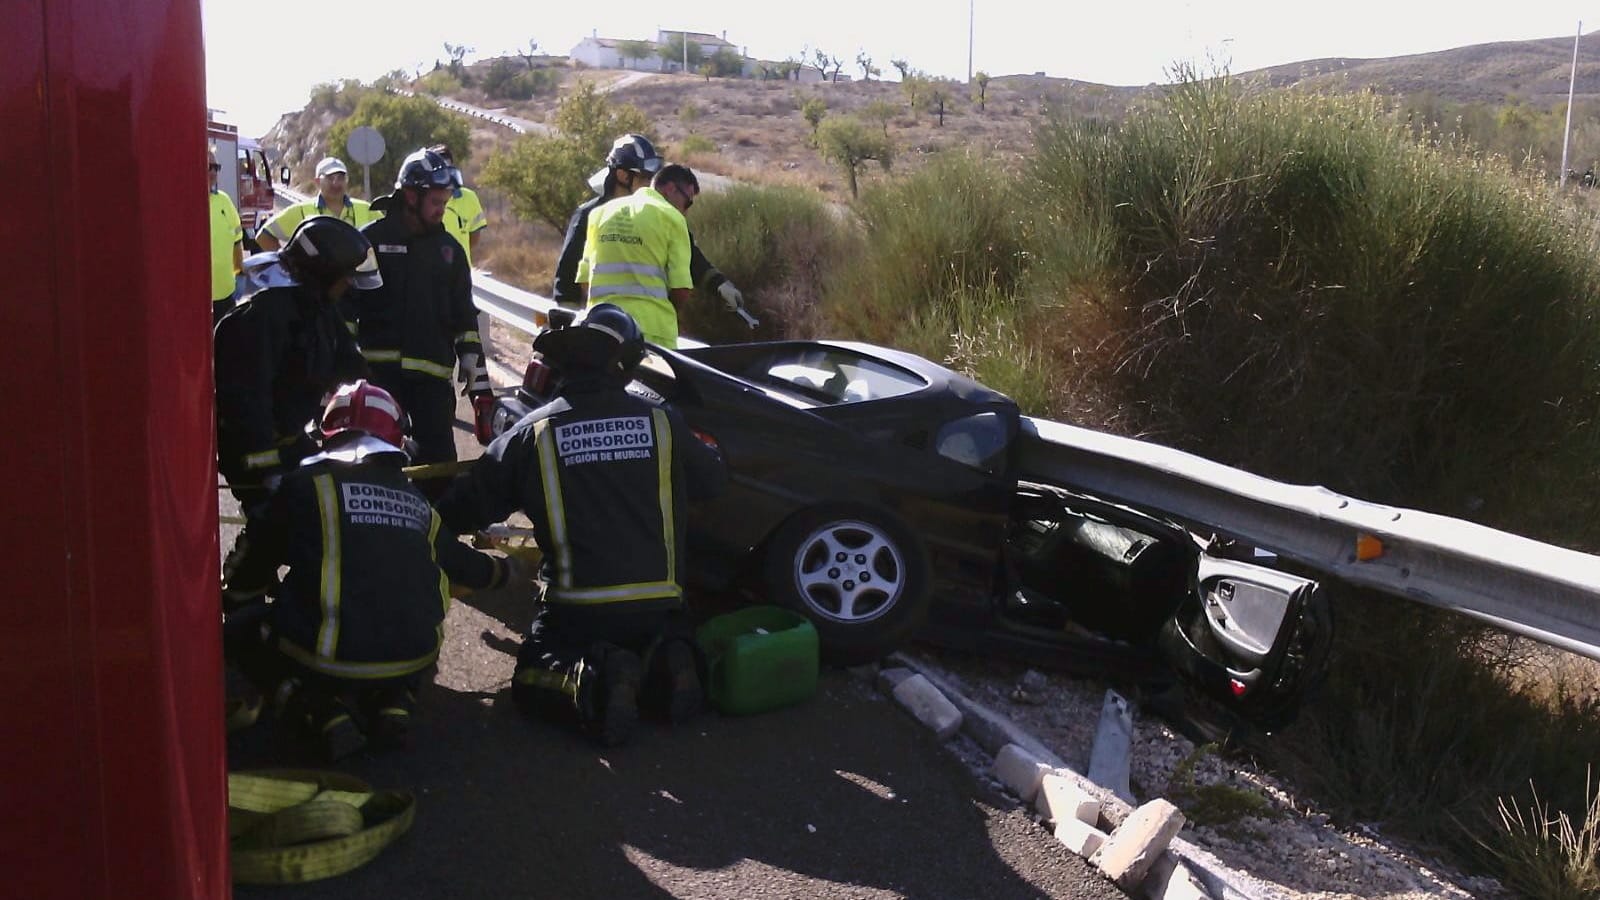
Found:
762,505 -> 930,666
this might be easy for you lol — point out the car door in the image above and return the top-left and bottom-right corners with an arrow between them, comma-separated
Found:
1157,546 -> 1331,730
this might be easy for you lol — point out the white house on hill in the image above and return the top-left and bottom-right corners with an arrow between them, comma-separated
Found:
569,29 -> 742,73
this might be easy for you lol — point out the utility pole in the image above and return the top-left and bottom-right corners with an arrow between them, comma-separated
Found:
967,0 -> 974,84
1560,22 -> 1581,189
683,29 -> 689,73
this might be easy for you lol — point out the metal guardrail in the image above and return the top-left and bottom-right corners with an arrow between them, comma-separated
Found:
389,88 -> 544,135
1016,419 -> 1600,661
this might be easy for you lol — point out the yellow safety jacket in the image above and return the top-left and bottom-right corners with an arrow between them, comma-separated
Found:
577,187 -> 692,348
261,195 -> 381,246
210,189 -> 243,301
444,186 -> 487,267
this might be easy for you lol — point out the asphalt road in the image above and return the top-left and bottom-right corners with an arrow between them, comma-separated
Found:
223,394 -> 1129,900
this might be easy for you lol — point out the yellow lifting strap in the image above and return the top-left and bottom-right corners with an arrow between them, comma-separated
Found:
228,769 -> 415,884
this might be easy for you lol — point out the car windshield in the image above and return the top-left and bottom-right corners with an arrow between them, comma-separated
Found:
761,349 -> 927,405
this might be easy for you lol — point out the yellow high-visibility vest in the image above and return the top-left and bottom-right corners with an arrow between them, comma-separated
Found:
577,187 -> 692,348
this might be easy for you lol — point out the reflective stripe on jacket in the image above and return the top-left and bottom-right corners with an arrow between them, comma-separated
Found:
260,460 -> 508,679
353,215 -> 481,380
261,196 -> 382,245
435,381 -> 728,609
213,285 -> 368,479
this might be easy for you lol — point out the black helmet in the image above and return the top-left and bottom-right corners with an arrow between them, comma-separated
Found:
280,216 -> 382,290
394,148 -> 462,192
606,134 -> 662,174
533,303 -> 646,377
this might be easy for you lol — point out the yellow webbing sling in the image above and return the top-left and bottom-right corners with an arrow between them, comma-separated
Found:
228,769 -> 415,884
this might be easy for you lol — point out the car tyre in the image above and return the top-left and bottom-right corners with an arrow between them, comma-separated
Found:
762,504 -> 931,666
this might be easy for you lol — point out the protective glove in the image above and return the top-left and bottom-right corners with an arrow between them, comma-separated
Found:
458,351 -> 490,397
263,472 -> 283,494
717,280 -> 744,312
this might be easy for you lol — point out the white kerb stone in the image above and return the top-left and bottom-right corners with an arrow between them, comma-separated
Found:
1140,853 -> 1213,900
993,744 -> 1053,802
1036,771 -> 1102,826
891,673 -> 963,740
1087,688 -> 1135,804
1054,815 -> 1109,858
1090,798 -> 1187,890
876,666 -> 915,695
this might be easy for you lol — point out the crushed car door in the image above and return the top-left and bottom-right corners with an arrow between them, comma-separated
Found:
1157,548 -> 1331,729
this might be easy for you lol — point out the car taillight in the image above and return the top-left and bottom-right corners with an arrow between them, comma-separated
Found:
692,428 -> 719,451
1229,678 -> 1249,697
523,357 -> 552,395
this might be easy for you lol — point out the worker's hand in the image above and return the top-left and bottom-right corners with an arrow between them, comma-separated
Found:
717,280 -> 744,313
263,473 -> 283,494
458,352 -> 490,397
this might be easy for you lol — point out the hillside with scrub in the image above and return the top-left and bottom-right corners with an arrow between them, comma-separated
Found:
267,39 -> 1600,897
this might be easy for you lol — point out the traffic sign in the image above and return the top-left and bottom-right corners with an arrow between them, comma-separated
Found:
346,126 -> 385,199
346,126 -> 385,164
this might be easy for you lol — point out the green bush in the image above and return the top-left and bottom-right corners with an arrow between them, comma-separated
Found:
480,82 -> 652,232
416,70 -> 462,97
679,183 -> 847,343
481,59 -> 559,101
326,93 -> 470,196
821,151 -> 1028,343
1027,73 -> 1600,540
677,134 -> 716,156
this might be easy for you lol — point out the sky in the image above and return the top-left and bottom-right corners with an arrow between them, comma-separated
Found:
205,0 -> 1593,138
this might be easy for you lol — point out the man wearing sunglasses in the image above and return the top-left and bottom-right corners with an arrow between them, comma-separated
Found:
576,164 -> 702,349
349,148 -> 485,469
553,134 -> 747,324
208,147 -> 244,325
256,156 -> 381,252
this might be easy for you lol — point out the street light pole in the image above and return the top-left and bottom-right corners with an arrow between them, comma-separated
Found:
1560,21 -> 1581,190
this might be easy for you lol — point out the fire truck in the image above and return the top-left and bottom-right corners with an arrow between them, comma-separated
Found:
9,0 -> 228,897
207,113 -> 277,251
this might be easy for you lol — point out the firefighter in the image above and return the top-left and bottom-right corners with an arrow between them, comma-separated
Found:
208,145 -> 243,325
225,380 -> 515,760
436,304 -> 726,746
215,215 -> 376,608
578,163 -> 718,349
551,133 -> 746,321
353,148 -> 486,466
255,156 -> 381,251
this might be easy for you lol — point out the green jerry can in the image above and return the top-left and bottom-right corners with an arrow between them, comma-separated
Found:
694,606 -> 819,715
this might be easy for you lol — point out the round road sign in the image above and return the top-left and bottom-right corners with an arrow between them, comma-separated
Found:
346,126 -> 386,165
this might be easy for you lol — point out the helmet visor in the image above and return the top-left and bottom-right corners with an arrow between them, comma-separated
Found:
349,246 -> 383,290
638,156 -> 663,174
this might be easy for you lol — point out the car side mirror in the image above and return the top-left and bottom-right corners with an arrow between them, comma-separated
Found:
279,165 -> 291,185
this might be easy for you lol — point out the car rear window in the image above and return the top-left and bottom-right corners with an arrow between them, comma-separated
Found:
762,349 -> 926,405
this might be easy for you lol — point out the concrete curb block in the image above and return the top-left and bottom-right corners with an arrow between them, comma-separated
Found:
891,673 -> 963,740
889,651 -> 1292,900
994,744 -> 1055,803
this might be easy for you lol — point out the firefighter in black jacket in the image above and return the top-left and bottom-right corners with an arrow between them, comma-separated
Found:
226,380 -> 514,760
437,304 -> 726,746
215,215 -> 377,606
354,147 -> 486,465
551,133 -> 746,318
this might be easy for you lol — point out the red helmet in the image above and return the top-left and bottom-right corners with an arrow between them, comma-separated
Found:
319,380 -> 405,451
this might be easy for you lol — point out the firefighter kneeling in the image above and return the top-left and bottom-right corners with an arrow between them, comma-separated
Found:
438,304 -> 726,746
225,380 -> 514,761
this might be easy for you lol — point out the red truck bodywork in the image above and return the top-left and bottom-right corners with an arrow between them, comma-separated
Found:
5,0 -> 229,897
